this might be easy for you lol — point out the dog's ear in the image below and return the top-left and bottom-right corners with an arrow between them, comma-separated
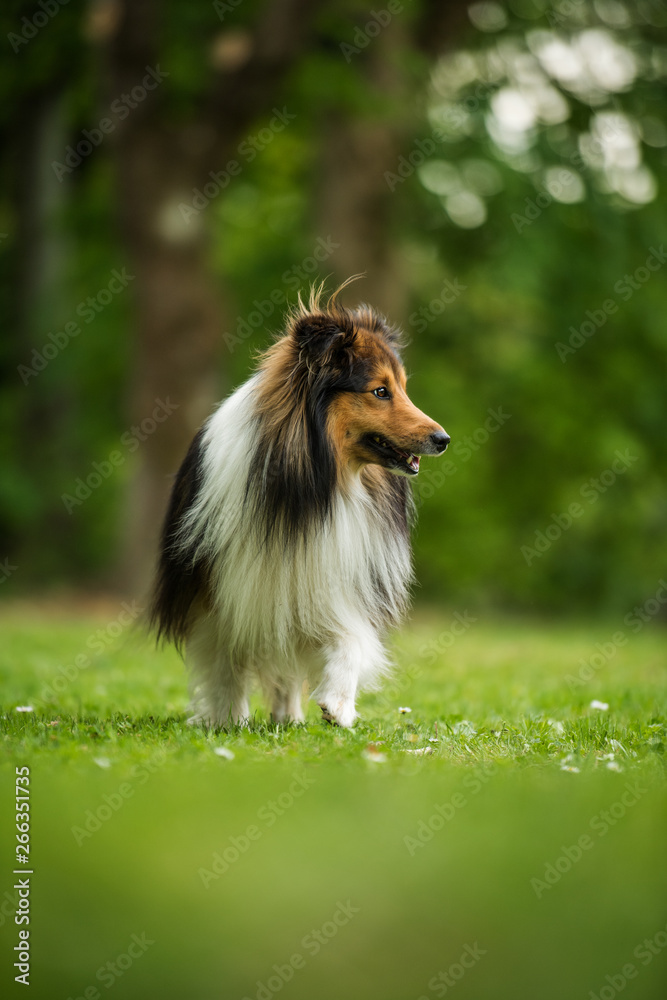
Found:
291,313 -> 355,365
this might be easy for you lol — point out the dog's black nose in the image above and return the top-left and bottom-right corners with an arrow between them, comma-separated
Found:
431,430 -> 450,453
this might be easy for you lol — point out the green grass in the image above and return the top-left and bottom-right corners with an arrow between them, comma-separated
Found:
1,603 -> 666,999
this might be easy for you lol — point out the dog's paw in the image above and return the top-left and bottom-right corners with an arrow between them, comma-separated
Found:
318,701 -> 357,729
319,703 -> 339,726
186,712 -> 210,728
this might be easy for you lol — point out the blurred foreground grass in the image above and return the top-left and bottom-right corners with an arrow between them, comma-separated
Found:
0,603 -> 665,999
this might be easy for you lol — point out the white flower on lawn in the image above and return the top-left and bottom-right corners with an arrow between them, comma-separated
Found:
560,763 -> 581,773
93,757 -> 111,769
213,747 -> 235,760
606,760 -> 622,772
590,700 -> 609,711
398,706 -> 412,714
15,706 -> 34,713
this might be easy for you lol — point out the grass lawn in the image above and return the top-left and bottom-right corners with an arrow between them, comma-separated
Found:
0,600 -> 665,1000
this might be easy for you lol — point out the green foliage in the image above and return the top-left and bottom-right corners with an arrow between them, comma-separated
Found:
1,1 -> 666,611
393,1 -> 667,611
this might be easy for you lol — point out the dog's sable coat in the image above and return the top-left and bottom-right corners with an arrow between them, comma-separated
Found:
150,284 -> 449,728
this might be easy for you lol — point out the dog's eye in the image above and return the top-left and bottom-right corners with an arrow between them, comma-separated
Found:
373,387 -> 390,399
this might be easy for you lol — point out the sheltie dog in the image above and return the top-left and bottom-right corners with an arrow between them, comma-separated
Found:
150,283 -> 449,728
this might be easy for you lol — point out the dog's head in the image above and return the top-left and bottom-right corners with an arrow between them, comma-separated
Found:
287,295 -> 449,477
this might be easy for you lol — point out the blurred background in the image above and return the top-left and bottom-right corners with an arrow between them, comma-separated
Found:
1,0 -> 666,615
1,8 -> 666,997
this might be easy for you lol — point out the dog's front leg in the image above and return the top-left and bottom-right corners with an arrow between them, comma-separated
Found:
315,626 -> 384,728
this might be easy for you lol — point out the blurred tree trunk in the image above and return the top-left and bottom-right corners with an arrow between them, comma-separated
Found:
315,17 -> 410,320
7,91 -> 76,563
110,120 -> 227,596
316,118 -> 409,320
105,0 -> 325,597
107,3 -> 223,596
316,0 -> 472,320
117,232 -> 226,598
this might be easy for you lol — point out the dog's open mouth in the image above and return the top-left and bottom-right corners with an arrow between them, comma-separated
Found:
365,434 -> 421,475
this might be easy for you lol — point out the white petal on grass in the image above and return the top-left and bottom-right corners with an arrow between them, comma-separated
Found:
362,746 -> 387,764
213,747 -> 235,760
560,763 -> 581,773
606,760 -> 622,772
93,757 -> 111,769
15,706 -> 34,713
445,191 -> 487,228
398,706 -> 412,714
590,699 -> 609,711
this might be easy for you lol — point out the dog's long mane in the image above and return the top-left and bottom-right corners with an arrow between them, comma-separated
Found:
248,282 -> 408,542
150,285 -> 413,651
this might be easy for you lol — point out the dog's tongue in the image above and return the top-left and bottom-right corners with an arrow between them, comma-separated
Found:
396,447 -> 420,474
